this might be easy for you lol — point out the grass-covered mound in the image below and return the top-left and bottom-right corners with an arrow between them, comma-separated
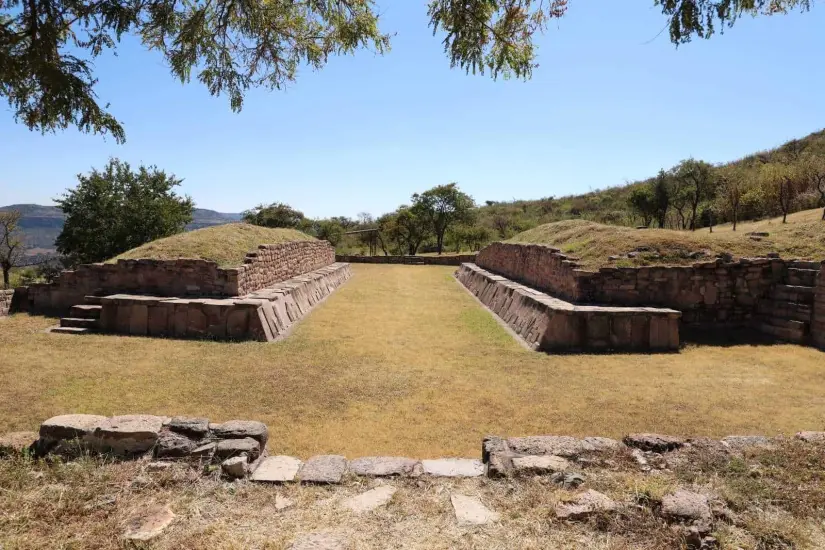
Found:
111,223 -> 315,267
508,208 -> 825,270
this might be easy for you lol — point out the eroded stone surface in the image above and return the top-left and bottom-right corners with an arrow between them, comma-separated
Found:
661,490 -> 712,522
211,420 -> 269,446
221,456 -> 249,478
555,489 -> 617,521
0,431 -> 37,455
94,415 -> 164,455
507,435 -> 622,458
168,417 -> 209,437
190,442 -> 216,460
795,431 -> 825,443
348,457 -> 421,477
276,494 -> 295,511
623,433 -> 685,453
155,430 -> 198,458
251,455 -> 302,482
721,435 -> 773,450
123,504 -> 175,541
40,414 -> 106,441
289,532 -> 347,550
421,458 -> 484,477
450,494 -> 500,525
512,455 -> 570,475
299,455 -> 348,484
215,437 -> 261,459
342,486 -> 396,514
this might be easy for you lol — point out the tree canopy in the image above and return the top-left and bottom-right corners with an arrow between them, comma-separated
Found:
1,0 -> 812,142
0,209 -> 25,288
55,159 -> 193,265
242,202 -> 306,229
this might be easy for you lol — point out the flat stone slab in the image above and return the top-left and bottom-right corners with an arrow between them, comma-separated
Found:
211,420 -> 269,445
721,435 -> 774,450
555,489 -> 617,521
215,437 -> 261,459
276,494 -> 295,511
623,433 -> 685,453
123,504 -> 175,541
421,458 -> 484,477
299,455 -> 348,483
507,436 -> 622,458
0,431 -> 37,455
94,415 -> 164,455
450,494 -> 500,525
796,431 -> 825,443
289,532 -> 347,550
348,457 -> 421,477
661,490 -> 712,522
512,455 -> 570,475
251,455 -> 303,482
168,417 -> 209,436
342,486 -> 396,514
40,414 -> 107,441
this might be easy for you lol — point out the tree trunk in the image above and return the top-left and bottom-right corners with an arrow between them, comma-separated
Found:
436,233 -> 444,255
732,208 -> 737,231
1,264 -> 9,289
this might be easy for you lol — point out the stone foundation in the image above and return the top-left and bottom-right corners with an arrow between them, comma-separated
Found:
93,263 -> 352,342
457,263 -> 680,352
0,289 -> 12,317
336,254 -> 476,266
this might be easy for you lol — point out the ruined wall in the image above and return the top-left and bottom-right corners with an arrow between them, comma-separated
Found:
0,289 -> 13,317
16,240 -> 335,314
475,243 -> 584,302
336,254 -> 476,266
812,263 -> 825,349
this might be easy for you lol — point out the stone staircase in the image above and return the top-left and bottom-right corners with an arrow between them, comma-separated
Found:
756,261 -> 819,344
51,297 -> 102,335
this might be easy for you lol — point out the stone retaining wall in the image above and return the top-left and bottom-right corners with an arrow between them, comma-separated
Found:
14,240 -> 335,314
96,263 -> 352,342
475,243 -> 581,301
813,263 -> 825,349
457,263 -> 680,352
0,288 -> 13,317
336,254 -> 476,266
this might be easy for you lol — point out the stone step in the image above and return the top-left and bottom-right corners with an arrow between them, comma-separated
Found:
70,304 -> 102,319
84,295 -> 104,305
758,321 -> 807,344
60,317 -> 100,329
785,268 -> 818,287
757,300 -> 812,322
788,260 -> 820,270
771,284 -> 815,304
50,326 -> 94,335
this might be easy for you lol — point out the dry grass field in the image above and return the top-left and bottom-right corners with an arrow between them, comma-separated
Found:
1,264 -> 825,458
509,207 -> 825,269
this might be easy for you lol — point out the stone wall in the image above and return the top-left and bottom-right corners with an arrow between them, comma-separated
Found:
0,289 -> 13,317
15,240 -> 335,314
475,243 -> 582,301
336,254 -> 476,266
457,263 -> 680,352
812,263 -> 825,349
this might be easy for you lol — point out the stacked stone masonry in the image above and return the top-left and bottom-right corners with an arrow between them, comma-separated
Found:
13,240 -> 335,315
0,289 -> 12,317
62,263 -> 352,342
813,262 -> 825,349
457,263 -> 680,352
336,254 -> 476,266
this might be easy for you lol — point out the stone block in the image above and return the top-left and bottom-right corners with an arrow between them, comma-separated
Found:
215,437 -> 261,459
147,305 -> 169,336
211,420 -> 268,446
186,305 -> 207,337
299,455 -> 348,483
40,414 -> 107,441
168,417 -> 209,437
450,494 -> 499,525
342,486 -> 396,514
129,304 -> 149,336
251,455 -> 302,482
623,433 -> 684,452
421,458 -> 484,477
348,457 -> 422,477
222,456 -> 249,478
512,455 -> 570,475
93,415 -> 164,456
226,309 -> 249,339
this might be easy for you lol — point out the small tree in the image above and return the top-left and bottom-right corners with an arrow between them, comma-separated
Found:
674,159 -> 715,231
411,183 -> 475,255
315,220 -> 345,246
717,166 -> 746,231
55,159 -> 193,265
627,186 -> 656,227
761,164 -> 803,224
243,203 -> 305,228
0,209 -> 26,288
392,206 -> 431,256
651,170 -> 672,228
802,156 -> 825,220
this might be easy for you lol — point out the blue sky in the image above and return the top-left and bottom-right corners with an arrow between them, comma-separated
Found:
1,1 -> 823,217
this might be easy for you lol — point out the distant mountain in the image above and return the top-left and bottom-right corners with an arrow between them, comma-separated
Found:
0,204 -> 242,256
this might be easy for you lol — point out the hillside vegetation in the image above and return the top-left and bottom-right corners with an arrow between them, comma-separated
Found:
509,208 -> 825,270
111,223 -> 314,267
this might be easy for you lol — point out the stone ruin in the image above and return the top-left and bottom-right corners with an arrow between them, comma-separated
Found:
458,242 -> 825,352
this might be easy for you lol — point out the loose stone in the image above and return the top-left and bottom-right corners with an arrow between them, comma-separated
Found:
450,494 -> 500,525
623,433 -> 685,453
299,455 -> 348,484
0,431 -> 37,455
122,504 -> 175,541
211,420 -> 269,446
93,415 -> 164,456
795,431 -> 825,443
348,457 -> 421,477
215,437 -> 261,459
251,455 -> 302,482
168,417 -> 210,437
555,489 -> 617,521
511,455 -> 570,475
421,458 -> 484,477
342,486 -> 397,514
221,456 -> 249,478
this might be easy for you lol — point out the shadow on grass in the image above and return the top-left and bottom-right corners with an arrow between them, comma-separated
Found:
680,326 -> 786,347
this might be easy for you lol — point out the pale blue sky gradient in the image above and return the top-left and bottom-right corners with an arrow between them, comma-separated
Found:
1,1 -> 823,217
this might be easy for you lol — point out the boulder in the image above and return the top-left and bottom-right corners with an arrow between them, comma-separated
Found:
251,455 -> 302,482
215,437 -> 261,459
211,420 -> 269,446
221,456 -> 249,478
348,457 -> 422,477
93,415 -> 164,456
623,433 -> 685,453
0,431 -> 38,455
555,489 -> 617,521
40,414 -> 106,442
299,455 -> 348,484
168,417 -> 210,437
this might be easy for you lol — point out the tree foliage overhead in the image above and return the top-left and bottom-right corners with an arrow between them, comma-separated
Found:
55,158 -> 193,265
2,0 -> 812,142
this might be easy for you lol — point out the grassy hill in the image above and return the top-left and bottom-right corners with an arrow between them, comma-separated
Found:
111,223 -> 315,267
508,207 -> 825,270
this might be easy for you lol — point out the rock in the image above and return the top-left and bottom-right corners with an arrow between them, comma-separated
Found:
627,252 -> 638,258
721,435 -> 773,450
661,490 -> 712,523
93,415 -> 164,456
689,251 -> 706,259
299,455 -> 348,484
486,452 -> 513,478
0,431 -> 37,455
767,252 -> 780,258
123,504 -> 175,541
550,471 -> 586,489
512,455 -> 570,475
211,420 -> 268,446
147,461 -> 173,472
348,457 -> 421,477
40,414 -> 106,441
795,431 -> 825,443
155,430 -> 198,458
289,532 -> 346,550
555,489 -> 617,521
190,442 -> 216,460
251,455 -> 302,482
507,436 -> 622,458
168,417 -> 209,437
342,486 -> 396,514
275,494 -> 295,510
608,255 -> 620,262
481,435 -> 509,462
222,456 -> 249,478
421,458 -> 484,477
450,494 -> 500,525
215,437 -> 261,459
623,433 -> 684,453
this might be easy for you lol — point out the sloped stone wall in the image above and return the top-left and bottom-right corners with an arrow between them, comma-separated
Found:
14,240 -> 335,314
475,243 -> 583,301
